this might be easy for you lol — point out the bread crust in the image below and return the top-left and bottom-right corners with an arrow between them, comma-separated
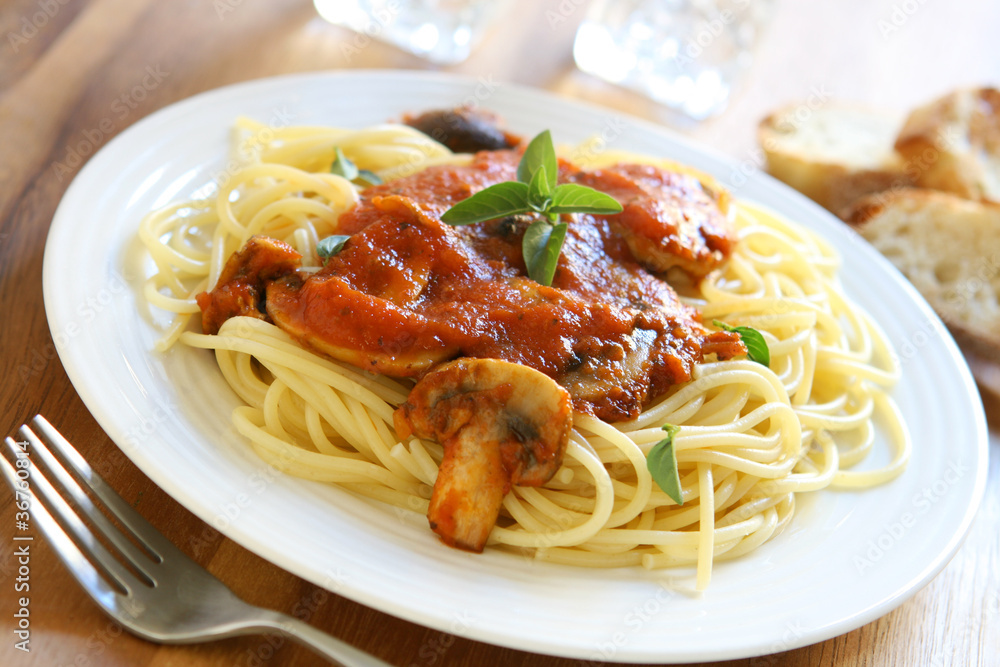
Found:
759,105 -> 913,217
894,87 -> 1000,202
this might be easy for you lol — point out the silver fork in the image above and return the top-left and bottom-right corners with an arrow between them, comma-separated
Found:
0,415 -> 394,667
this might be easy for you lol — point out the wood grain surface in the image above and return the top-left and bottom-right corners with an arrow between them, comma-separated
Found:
1,1 -> 997,665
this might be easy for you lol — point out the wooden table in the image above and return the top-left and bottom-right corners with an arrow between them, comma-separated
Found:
1,0 -> 997,665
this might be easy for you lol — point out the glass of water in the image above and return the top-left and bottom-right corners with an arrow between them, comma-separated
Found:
573,0 -> 772,120
314,0 -> 513,65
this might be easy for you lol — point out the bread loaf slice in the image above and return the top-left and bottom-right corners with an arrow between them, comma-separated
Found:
894,87 -> 1000,202
846,187 -> 1000,358
759,105 -> 913,217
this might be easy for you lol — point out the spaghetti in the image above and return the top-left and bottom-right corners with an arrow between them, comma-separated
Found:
138,116 -> 909,590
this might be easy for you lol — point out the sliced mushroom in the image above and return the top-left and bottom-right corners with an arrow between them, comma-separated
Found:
404,107 -> 520,153
393,358 -> 572,552
571,164 -> 735,279
196,236 -> 302,335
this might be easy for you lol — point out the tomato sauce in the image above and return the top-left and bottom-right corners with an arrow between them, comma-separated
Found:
200,150 -> 744,421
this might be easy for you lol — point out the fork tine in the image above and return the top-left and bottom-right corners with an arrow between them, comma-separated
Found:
20,419 -> 163,579
2,434 -> 144,595
28,415 -> 180,560
0,441 -> 128,609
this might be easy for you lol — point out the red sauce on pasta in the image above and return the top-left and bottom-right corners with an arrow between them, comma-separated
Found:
198,150 -> 744,421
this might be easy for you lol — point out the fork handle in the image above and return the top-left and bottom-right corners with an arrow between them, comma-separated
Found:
251,609 -> 397,667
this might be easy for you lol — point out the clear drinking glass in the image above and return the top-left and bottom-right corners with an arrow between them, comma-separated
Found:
314,0 -> 513,65
573,0 -> 772,120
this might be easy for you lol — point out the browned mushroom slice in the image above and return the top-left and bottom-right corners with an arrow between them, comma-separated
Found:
403,107 -> 520,153
393,358 -> 573,552
195,236 -> 302,335
571,163 -> 735,279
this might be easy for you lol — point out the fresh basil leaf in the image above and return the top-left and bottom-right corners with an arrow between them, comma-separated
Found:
439,128 -> 626,285
713,320 -> 771,367
548,183 -> 623,215
647,424 -> 683,505
517,130 -> 558,192
441,181 -> 531,225
355,169 -> 383,187
527,164 -> 553,212
330,147 -> 359,181
316,234 -> 350,263
522,219 -> 567,286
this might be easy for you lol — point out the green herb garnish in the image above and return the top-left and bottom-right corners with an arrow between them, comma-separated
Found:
354,169 -> 383,187
331,147 -> 383,187
316,234 -> 350,263
331,147 -> 359,180
647,424 -> 683,505
440,130 -> 622,285
713,320 -> 770,367
522,217 -> 568,287
440,181 -> 532,224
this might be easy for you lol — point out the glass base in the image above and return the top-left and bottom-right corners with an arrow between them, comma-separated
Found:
573,0 -> 763,120
315,0 -> 510,66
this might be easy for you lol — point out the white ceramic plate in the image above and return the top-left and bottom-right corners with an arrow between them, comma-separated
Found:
43,71 -> 988,663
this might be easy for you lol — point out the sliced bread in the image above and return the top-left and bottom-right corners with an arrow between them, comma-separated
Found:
894,87 -> 1000,202
846,187 -> 1000,358
759,104 -> 913,217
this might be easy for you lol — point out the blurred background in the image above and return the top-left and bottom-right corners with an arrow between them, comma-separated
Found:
1,1 -> 998,666
4,0 -> 999,166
